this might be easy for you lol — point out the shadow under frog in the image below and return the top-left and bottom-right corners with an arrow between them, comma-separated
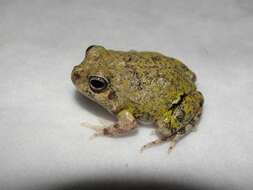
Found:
74,90 -> 116,122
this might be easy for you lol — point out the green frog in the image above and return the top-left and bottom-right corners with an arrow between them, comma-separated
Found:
71,45 -> 204,151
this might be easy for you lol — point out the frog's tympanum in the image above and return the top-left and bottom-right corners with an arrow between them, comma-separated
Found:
71,45 -> 204,151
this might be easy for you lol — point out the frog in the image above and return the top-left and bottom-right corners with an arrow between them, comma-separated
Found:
71,45 -> 204,151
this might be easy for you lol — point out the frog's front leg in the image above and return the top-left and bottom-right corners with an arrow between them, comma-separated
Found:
89,110 -> 137,138
141,91 -> 204,152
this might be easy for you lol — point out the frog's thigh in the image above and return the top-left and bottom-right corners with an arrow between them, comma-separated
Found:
155,91 -> 203,145
177,90 -> 204,128
169,91 -> 204,148
99,110 -> 137,137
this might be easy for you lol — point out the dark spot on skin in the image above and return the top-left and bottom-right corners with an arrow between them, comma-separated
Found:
177,127 -> 186,135
124,56 -> 132,62
168,93 -> 187,110
151,56 -> 161,62
160,136 -> 168,141
113,123 -> 120,128
170,128 -> 177,134
199,98 -> 204,107
72,73 -> 81,81
197,111 -> 202,117
85,45 -> 96,55
108,90 -> 117,100
103,128 -> 109,135
191,73 -> 197,82
131,71 -> 143,90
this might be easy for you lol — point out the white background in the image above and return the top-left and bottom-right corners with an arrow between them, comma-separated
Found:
0,0 -> 253,189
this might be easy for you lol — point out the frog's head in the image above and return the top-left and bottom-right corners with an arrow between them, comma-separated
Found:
71,45 -> 120,113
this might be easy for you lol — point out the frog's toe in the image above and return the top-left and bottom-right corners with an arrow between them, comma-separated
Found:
81,122 -> 109,139
89,129 -> 105,140
140,139 -> 164,152
81,122 -> 101,130
168,140 -> 177,152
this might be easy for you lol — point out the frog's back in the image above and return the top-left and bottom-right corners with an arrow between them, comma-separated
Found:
110,50 -> 196,84
139,51 -> 196,82
109,50 -> 197,118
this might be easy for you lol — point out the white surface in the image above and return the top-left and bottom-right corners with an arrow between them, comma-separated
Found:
0,0 -> 253,189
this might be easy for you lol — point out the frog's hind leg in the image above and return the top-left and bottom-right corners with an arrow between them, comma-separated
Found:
168,117 -> 200,151
142,91 -> 203,152
168,91 -> 204,151
140,112 -> 202,152
140,139 -> 165,152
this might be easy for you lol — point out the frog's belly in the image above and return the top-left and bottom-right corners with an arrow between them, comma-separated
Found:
136,111 -> 155,125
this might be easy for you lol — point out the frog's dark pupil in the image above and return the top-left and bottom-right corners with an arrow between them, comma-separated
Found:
89,76 -> 108,92
91,80 -> 104,88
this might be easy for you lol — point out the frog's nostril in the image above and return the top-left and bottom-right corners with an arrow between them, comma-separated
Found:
71,71 -> 81,83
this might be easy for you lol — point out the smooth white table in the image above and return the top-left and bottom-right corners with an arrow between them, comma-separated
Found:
1,0 -> 252,189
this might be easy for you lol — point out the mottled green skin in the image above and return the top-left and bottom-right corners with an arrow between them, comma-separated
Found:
72,45 -> 204,139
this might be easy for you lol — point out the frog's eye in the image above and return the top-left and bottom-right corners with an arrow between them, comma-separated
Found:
88,76 -> 108,93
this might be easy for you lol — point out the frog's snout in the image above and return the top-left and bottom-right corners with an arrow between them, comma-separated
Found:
71,66 -> 82,85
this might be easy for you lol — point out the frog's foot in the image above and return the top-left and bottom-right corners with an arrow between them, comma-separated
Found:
168,108 -> 203,151
84,110 -> 137,138
168,134 -> 181,151
80,122 -> 107,140
141,134 -> 183,153
81,122 -> 101,129
141,133 -> 183,153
